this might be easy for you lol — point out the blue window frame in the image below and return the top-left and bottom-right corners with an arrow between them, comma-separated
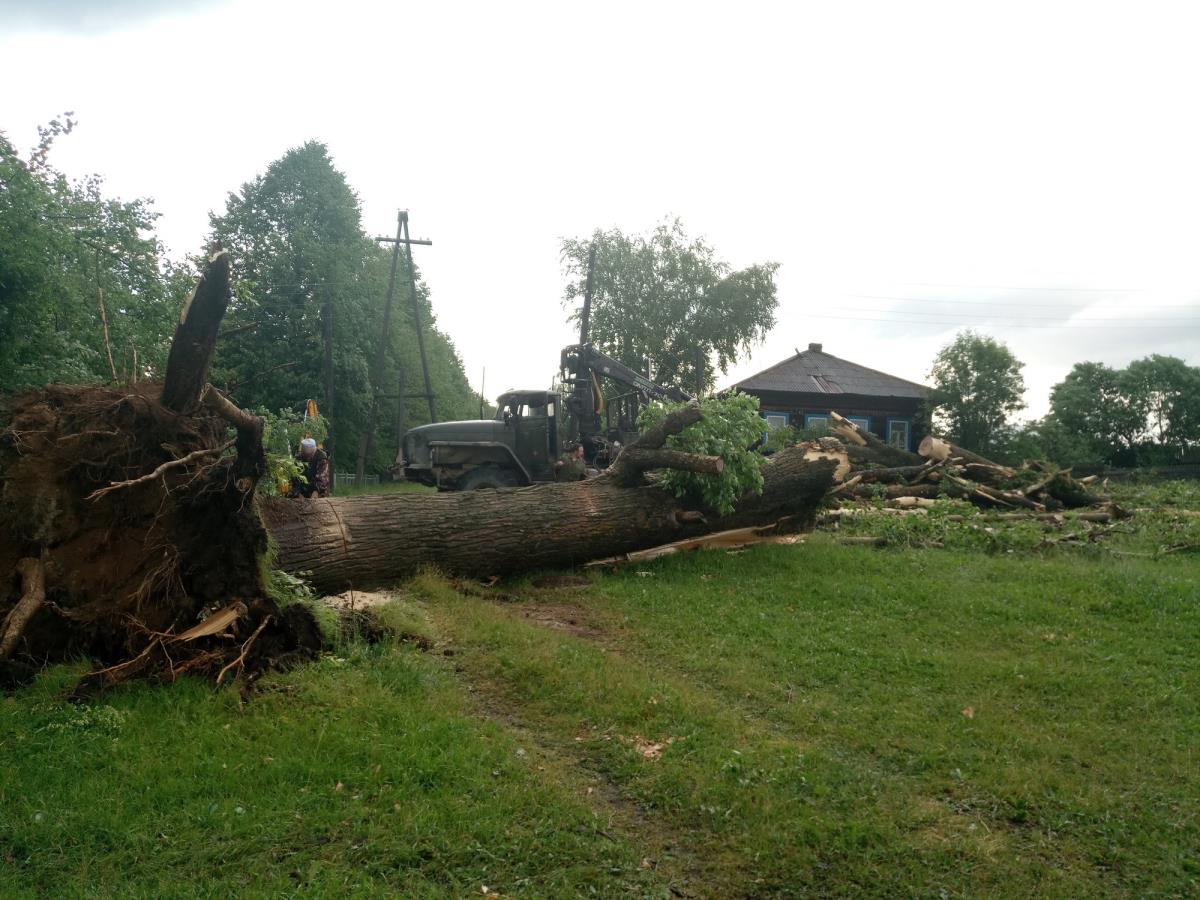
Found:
846,415 -> 871,434
886,417 -> 912,450
803,412 -> 831,431
761,411 -> 790,429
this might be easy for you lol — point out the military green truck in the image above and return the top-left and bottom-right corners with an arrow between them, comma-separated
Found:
398,343 -> 692,491
399,389 -> 564,490
399,254 -> 693,490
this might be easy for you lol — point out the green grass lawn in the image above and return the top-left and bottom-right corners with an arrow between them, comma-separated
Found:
2,537 -> 1197,896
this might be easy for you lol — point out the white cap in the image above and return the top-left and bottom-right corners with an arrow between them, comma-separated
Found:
301,438 -> 317,450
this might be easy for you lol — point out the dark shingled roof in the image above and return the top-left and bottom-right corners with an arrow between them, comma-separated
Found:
732,345 -> 928,399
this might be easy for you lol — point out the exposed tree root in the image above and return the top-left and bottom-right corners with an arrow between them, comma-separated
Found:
1,556 -> 46,660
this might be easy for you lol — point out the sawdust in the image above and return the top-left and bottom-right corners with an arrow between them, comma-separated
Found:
323,589 -> 399,610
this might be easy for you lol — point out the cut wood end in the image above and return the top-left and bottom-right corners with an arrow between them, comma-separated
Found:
918,435 -> 951,461
799,440 -> 851,481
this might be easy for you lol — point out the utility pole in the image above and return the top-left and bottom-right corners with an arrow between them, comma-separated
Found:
380,211 -> 437,423
357,210 -> 435,486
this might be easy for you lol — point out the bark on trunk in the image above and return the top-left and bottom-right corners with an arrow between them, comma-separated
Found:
263,443 -> 841,593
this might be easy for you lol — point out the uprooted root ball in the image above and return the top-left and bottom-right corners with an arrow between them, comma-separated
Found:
0,383 -> 322,690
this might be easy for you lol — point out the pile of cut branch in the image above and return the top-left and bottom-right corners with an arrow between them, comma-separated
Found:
825,411 -> 1124,519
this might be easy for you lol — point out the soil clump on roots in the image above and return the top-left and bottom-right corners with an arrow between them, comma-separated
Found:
0,383 -> 320,693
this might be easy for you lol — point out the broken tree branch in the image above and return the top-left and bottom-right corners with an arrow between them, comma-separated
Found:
609,448 -> 724,486
161,250 -> 232,413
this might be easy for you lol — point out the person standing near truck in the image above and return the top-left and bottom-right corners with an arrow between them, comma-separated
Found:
555,441 -> 587,482
290,438 -> 332,498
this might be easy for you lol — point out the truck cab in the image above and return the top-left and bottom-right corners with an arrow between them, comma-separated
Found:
400,390 -> 562,490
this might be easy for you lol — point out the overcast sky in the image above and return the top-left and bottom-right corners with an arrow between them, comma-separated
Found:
3,0 -> 1198,418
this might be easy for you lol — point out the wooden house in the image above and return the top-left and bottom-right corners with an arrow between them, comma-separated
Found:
731,343 -> 929,450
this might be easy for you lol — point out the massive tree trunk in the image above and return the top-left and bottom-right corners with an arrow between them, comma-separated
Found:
263,441 -> 843,593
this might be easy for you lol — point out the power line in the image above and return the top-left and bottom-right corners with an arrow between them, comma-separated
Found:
898,281 -> 1147,293
831,304 -> 1200,323
801,312 -> 1198,330
841,292 -> 1200,310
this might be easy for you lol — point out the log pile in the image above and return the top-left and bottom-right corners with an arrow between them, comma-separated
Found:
827,412 -> 1122,516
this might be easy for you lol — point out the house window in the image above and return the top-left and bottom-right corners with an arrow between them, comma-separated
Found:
762,412 -> 789,429
846,416 -> 870,433
887,418 -> 911,450
803,413 -> 830,432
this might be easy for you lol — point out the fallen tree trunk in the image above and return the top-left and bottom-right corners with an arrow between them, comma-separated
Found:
263,434 -> 844,593
918,435 -> 996,466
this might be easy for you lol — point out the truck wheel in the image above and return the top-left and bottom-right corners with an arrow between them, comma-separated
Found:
457,467 -> 520,490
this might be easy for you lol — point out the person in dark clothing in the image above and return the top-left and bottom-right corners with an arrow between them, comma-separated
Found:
555,441 -> 587,482
289,438 -> 332,498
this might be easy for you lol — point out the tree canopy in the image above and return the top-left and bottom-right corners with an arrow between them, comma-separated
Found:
0,119 -> 182,392
208,141 -> 479,474
926,330 -> 1026,454
560,219 -> 778,394
1046,355 -> 1200,465
1,126 -> 478,478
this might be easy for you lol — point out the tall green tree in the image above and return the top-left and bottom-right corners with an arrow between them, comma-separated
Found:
0,119 -> 178,391
926,330 -> 1026,454
1047,355 -> 1200,465
1046,361 -> 1147,465
209,141 -> 477,475
1122,355 -> 1200,458
209,141 -> 372,458
560,219 -> 778,393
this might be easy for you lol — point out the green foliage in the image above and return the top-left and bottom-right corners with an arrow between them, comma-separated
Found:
760,422 -> 798,454
638,393 -> 765,514
990,416 -> 1107,467
260,548 -> 318,608
561,218 -> 778,393
0,120 -> 179,392
2,130 -> 476,479
926,330 -> 1026,455
1047,361 -> 1146,465
1123,355 -> 1200,457
1048,355 -> 1200,465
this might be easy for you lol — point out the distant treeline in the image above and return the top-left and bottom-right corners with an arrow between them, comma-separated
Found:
1,126 -> 480,475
